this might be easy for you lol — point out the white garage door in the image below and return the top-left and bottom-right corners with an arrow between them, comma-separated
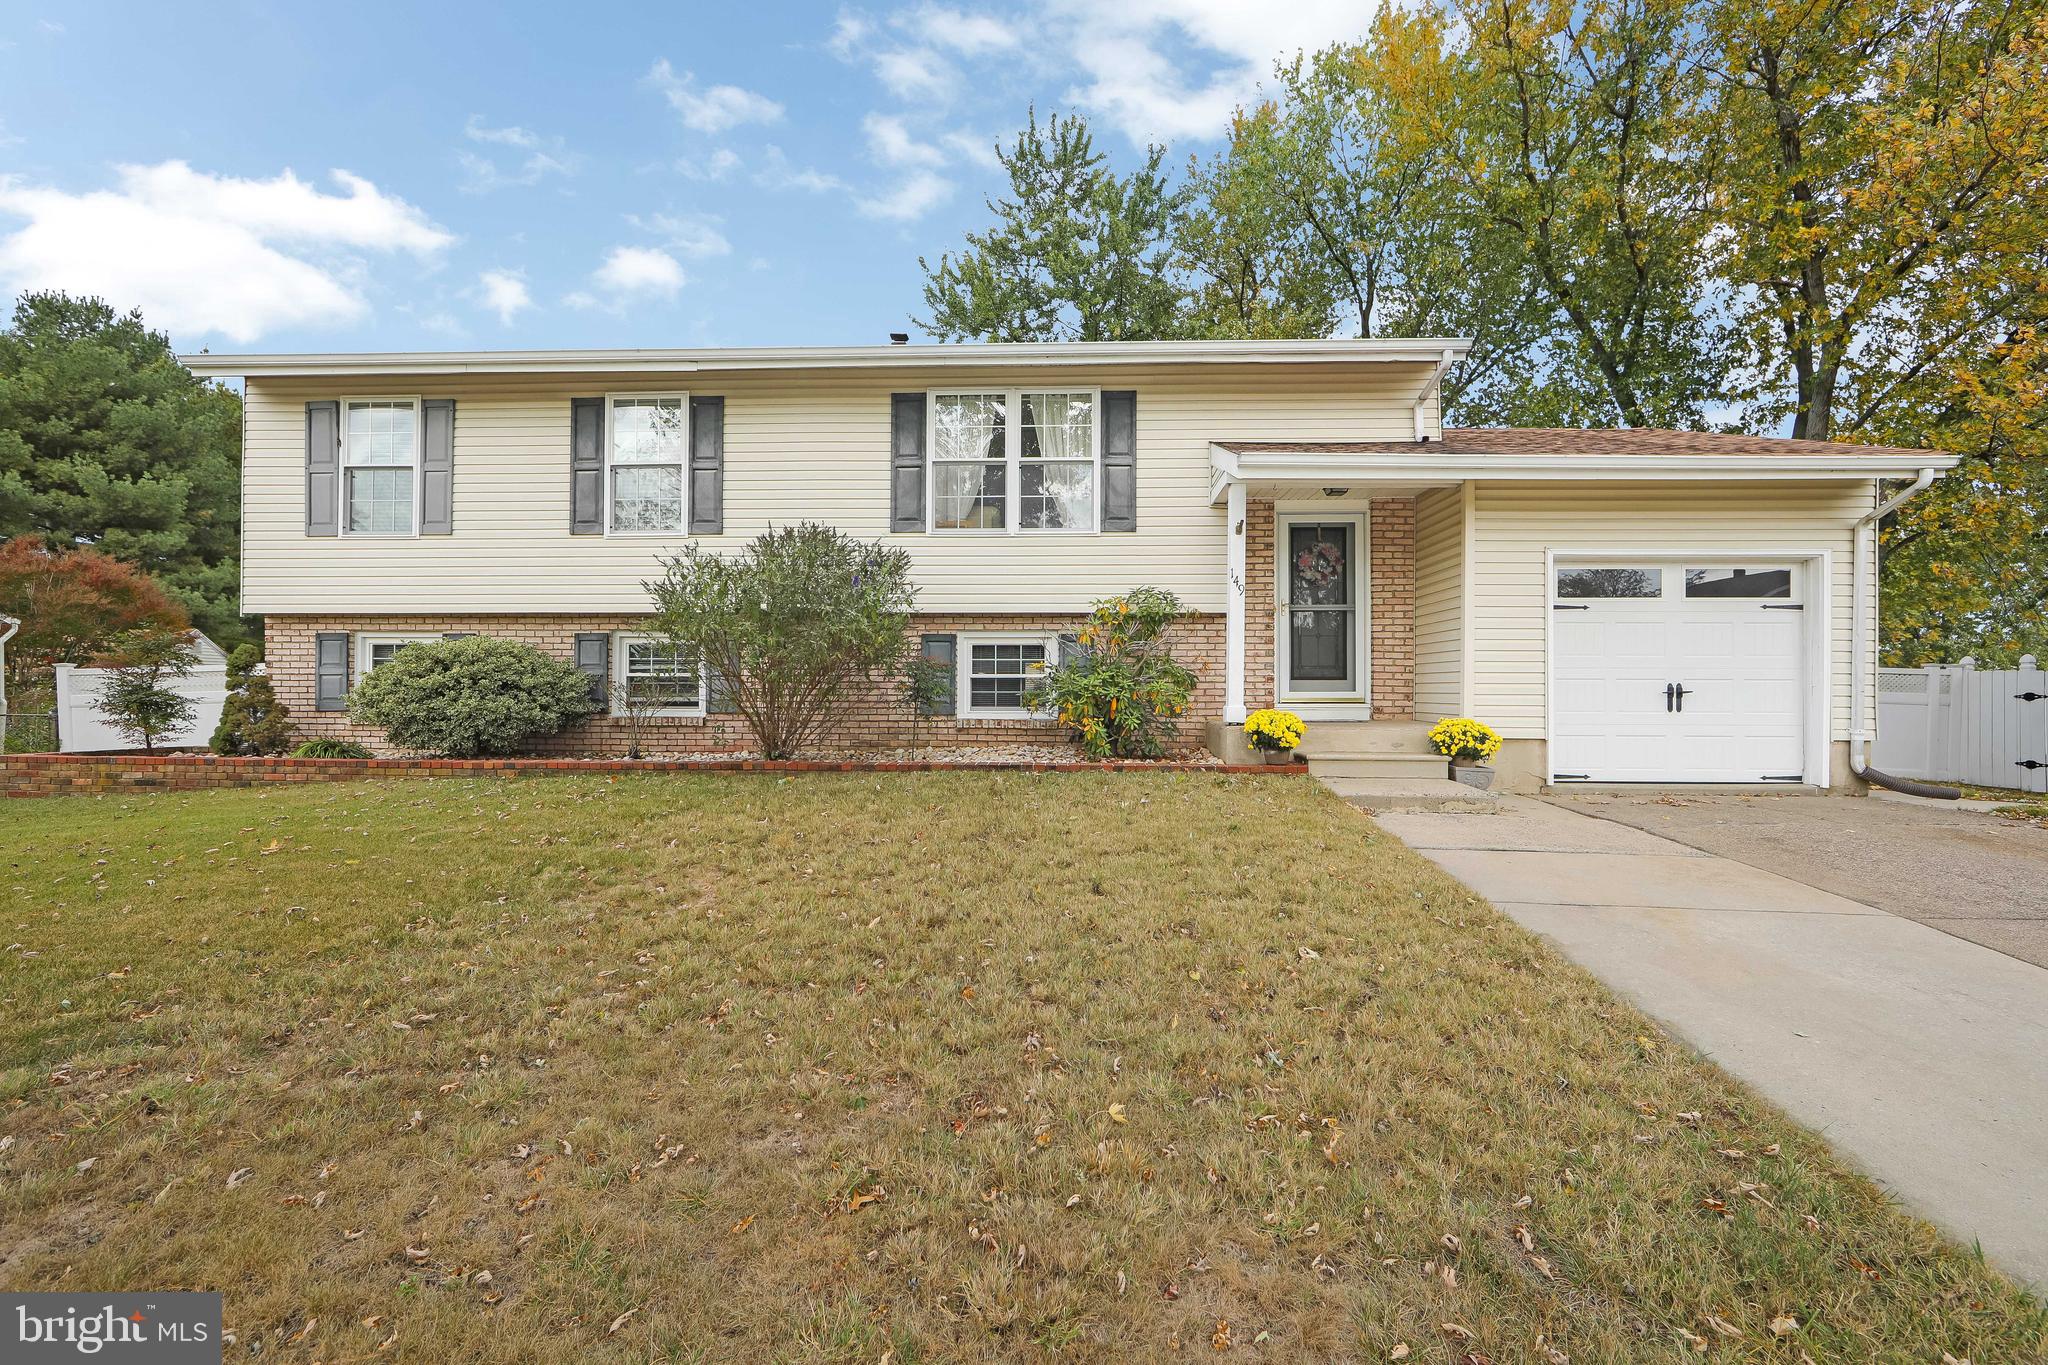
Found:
1552,561 -> 1807,783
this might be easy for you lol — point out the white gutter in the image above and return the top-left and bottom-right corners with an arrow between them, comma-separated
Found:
1850,467 -> 1938,779
179,337 -> 1476,379
1413,346 -> 1457,442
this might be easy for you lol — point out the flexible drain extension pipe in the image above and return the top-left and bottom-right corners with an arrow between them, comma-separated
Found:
1850,467 -> 1960,798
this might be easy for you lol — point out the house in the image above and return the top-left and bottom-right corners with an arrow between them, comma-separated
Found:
181,339 -> 1958,790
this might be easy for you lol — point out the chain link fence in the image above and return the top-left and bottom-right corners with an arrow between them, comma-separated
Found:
2,711 -> 59,753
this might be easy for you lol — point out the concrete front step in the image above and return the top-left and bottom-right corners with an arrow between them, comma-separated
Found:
1308,752 -> 1452,780
1317,774 -> 1500,812
1295,720 -> 1439,758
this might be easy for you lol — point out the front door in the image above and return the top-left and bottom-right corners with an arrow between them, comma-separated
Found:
1280,515 -> 1366,700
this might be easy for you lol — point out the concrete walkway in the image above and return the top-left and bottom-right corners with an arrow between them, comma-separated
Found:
1373,795 -> 2048,1289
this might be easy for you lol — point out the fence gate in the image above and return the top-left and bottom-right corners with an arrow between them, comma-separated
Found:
1876,656 -> 2048,794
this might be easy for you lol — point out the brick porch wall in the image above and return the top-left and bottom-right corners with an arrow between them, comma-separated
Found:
265,613 -> 1226,757
1243,496 -> 1415,718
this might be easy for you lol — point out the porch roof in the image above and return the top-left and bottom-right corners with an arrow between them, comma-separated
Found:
1208,427 -> 1959,502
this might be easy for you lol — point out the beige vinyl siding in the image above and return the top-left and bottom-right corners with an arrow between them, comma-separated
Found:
1467,480 -> 1877,740
1412,486 -> 1465,718
241,362 -> 1433,615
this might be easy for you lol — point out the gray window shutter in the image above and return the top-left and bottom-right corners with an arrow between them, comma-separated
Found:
570,398 -> 605,535
689,396 -> 723,534
706,664 -> 739,714
891,393 -> 926,532
420,398 -> 455,534
306,401 -> 340,536
1101,390 -> 1136,532
315,633 -> 349,711
573,633 -> 610,704
919,633 -> 956,715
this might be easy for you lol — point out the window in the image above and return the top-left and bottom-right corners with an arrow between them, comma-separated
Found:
353,633 -> 438,684
930,389 -> 1097,533
1555,566 -> 1663,599
960,635 -> 1052,717
1685,566 -> 1793,599
615,635 -> 703,715
608,395 -> 688,534
343,399 -> 419,535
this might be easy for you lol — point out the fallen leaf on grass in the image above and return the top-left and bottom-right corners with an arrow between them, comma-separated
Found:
1768,1314 -> 1799,1337
1388,1347 -> 1409,1361
1676,1327 -> 1707,1351
286,1318 -> 316,1345
1108,1103 -> 1128,1125
730,1215 -> 755,1234
226,1167 -> 253,1188
404,1245 -> 430,1264
74,1157 -> 96,1173
847,1187 -> 885,1212
1211,1319 -> 1230,1350
607,1307 -> 639,1335
1441,1323 -> 1474,1341
343,1228 -> 363,1241
1705,1315 -> 1741,1338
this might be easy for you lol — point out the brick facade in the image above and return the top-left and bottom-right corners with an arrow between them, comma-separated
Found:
260,501 -> 1417,756
267,613 -> 1228,757
1242,496 -> 1415,719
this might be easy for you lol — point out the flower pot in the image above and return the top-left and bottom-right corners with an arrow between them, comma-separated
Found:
1449,757 -> 1495,790
1259,748 -> 1296,766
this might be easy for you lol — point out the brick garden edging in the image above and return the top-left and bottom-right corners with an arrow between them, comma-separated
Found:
2,752 -> 1308,799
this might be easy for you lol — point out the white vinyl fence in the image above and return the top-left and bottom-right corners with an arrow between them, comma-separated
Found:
53,661 -> 228,753
1875,656 -> 2048,794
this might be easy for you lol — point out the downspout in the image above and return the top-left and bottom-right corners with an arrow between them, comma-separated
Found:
1850,468 -> 1957,797
1413,347 -> 1456,442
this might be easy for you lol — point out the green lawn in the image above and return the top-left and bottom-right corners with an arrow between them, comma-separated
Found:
2,774 -> 2041,1362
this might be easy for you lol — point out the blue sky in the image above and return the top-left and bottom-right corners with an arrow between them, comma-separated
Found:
0,1 -> 1367,355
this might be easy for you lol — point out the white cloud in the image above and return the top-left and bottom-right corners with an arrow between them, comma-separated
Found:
939,128 -> 999,168
753,146 -> 849,194
581,245 -> 686,306
0,161 -> 452,343
460,116 -> 576,192
647,59 -> 785,134
871,47 -> 957,103
864,113 -> 947,168
1049,0 -> 1370,144
899,5 -> 1016,55
476,269 -> 532,325
858,169 -> 954,221
676,148 -> 742,182
631,212 -> 732,260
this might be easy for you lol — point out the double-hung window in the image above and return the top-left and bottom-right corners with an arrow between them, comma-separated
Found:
608,395 -> 689,534
614,635 -> 704,716
343,398 -> 420,535
353,632 -> 438,684
930,390 -> 1097,533
958,634 -> 1054,718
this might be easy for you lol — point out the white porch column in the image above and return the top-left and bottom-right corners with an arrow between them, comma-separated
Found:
1224,479 -> 1248,723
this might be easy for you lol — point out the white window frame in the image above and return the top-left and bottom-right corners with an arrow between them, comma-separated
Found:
610,632 -> 707,718
340,396 -> 422,538
353,632 -> 440,685
957,632 -> 1058,719
927,388 -> 1102,536
603,391 -> 691,538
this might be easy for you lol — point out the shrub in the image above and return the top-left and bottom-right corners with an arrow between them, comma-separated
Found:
1427,716 -> 1502,763
1028,587 -> 1198,759
1243,708 -> 1306,753
898,651 -> 954,756
93,628 -> 198,752
211,643 -> 295,755
293,738 -> 372,759
347,636 -> 595,757
645,522 -> 918,759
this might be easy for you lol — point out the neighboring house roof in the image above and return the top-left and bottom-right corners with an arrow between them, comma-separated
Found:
178,337 -> 1471,378
1216,428 -> 1953,460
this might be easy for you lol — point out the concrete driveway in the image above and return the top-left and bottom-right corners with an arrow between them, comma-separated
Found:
1551,791 -> 2048,967
1373,795 -> 2048,1289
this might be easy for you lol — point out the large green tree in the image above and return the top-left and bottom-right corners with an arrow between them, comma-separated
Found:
0,292 -> 246,643
917,112 -> 1192,342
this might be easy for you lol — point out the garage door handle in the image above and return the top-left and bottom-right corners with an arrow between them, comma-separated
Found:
1673,683 -> 1690,712
1664,682 -> 1675,712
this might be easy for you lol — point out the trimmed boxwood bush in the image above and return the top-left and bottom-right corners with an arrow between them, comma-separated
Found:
347,637 -> 595,757
293,738 -> 372,759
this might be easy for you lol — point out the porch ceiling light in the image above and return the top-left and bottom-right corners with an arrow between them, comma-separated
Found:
1322,486 -> 1350,496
